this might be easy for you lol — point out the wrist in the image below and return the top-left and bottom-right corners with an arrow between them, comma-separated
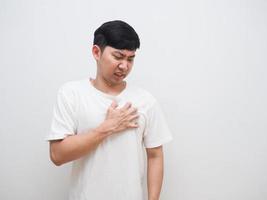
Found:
148,198 -> 159,200
95,121 -> 114,136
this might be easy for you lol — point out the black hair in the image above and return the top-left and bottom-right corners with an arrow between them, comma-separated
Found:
93,20 -> 140,51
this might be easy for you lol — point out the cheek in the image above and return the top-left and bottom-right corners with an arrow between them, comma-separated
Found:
105,56 -> 118,66
127,63 -> 134,71
101,58 -> 119,73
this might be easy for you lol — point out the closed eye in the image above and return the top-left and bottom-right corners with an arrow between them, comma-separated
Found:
128,58 -> 134,62
113,55 -> 123,60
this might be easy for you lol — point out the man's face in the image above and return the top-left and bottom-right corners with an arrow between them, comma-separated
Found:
93,45 -> 136,86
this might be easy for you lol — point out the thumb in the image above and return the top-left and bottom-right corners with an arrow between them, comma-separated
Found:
110,101 -> 118,109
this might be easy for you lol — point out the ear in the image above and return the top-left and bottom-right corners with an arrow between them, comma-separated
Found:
92,45 -> 102,60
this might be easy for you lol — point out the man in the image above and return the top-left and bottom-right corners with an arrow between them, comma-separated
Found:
45,20 -> 172,200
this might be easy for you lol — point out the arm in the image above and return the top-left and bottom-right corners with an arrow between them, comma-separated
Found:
50,127 -> 109,166
49,101 -> 139,166
146,145 -> 164,200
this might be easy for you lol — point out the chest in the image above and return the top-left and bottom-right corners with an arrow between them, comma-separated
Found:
75,94 -> 148,141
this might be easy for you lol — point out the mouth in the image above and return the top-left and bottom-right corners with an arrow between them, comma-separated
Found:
114,72 -> 126,79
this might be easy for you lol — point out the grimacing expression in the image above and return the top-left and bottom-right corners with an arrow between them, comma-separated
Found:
94,45 -> 136,85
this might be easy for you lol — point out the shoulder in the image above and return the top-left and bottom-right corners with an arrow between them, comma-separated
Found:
56,79 -> 88,104
58,79 -> 87,94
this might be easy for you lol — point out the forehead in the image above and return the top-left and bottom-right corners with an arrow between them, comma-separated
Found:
104,46 -> 136,57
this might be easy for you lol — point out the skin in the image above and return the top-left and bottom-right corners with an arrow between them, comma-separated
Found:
91,45 -> 136,95
49,45 -> 164,200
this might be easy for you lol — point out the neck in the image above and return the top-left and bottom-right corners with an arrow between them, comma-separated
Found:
90,77 -> 126,95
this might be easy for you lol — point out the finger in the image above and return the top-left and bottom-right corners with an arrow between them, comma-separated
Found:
128,114 -> 139,122
127,107 -> 138,115
128,121 -> 139,128
110,101 -> 118,109
121,102 -> 132,110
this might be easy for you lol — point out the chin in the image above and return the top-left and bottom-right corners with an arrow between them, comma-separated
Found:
113,80 -> 124,85
112,76 -> 126,84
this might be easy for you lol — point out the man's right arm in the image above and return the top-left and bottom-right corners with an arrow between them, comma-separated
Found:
49,101 -> 139,166
50,127 -> 109,166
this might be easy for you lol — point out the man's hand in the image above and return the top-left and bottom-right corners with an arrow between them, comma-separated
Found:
97,101 -> 139,135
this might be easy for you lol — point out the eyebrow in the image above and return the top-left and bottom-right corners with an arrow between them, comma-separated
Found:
113,51 -> 135,58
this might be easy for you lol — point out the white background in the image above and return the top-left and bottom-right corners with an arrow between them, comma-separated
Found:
0,0 -> 266,199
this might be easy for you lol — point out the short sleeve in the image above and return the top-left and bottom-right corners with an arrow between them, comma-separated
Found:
45,84 -> 77,141
143,100 -> 173,148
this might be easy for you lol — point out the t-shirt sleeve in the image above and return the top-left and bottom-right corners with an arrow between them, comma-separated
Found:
143,99 -> 173,148
45,84 -> 77,141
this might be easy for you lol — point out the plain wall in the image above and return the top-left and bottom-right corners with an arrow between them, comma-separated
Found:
0,0 -> 266,199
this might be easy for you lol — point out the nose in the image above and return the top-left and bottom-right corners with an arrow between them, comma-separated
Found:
118,60 -> 128,71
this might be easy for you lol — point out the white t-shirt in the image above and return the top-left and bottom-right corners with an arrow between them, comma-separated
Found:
45,78 -> 173,200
